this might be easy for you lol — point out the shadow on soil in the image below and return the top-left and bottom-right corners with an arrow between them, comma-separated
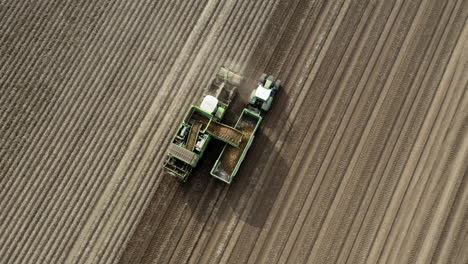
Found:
181,80 -> 291,230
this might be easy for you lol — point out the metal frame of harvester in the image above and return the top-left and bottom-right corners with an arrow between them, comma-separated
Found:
163,67 -> 280,183
163,67 -> 242,182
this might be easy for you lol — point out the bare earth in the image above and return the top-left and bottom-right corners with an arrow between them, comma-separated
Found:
0,0 -> 467,264
219,120 -> 256,176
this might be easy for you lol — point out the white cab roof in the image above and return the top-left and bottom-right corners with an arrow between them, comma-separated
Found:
200,95 -> 218,113
255,85 -> 271,101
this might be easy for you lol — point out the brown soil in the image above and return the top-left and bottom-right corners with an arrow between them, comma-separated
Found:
218,121 -> 255,176
189,111 -> 210,126
186,122 -> 202,151
1,0 -> 467,263
190,111 -> 242,145
205,121 -> 243,146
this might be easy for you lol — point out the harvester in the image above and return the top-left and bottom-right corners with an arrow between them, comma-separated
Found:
163,67 -> 244,182
163,67 -> 280,184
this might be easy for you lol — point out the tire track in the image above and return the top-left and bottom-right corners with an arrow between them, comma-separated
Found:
276,0 -> 399,262
344,1 -> 466,262
0,0 -> 196,262
227,0 -> 377,262
274,0 -> 424,262
0,0 -> 113,253
1,0 -> 146,252
205,0 -> 352,262
368,6 -> 468,262
58,0 -> 210,262
431,168 -> 468,264
247,0 -> 398,262
0,0 -> 134,224
401,91 -> 467,264
0,0 -> 63,126
29,0 -> 197,262
1,0 -> 148,260
2,0 -> 467,263
306,0 -> 452,262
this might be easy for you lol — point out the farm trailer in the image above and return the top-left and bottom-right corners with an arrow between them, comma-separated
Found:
211,74 -> 280,183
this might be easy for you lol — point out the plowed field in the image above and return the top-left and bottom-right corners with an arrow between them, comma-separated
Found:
1,0 -> 467,263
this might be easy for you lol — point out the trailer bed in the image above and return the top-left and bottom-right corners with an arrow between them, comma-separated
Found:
211,109 -> 261,183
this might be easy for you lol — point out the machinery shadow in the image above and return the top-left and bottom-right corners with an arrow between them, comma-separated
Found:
181,78 -> 291,230
226,125 -> 289,229
225,83 -> 291,229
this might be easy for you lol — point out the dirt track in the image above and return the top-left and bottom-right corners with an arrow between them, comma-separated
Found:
0,0 -> 467,263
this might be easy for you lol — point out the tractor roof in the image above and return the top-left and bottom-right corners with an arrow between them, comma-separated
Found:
255,85 -> 271,101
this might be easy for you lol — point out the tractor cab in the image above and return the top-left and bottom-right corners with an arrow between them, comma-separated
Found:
249,74 -> 280,112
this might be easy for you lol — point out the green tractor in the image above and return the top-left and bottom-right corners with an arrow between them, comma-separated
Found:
249,74 -> 280,112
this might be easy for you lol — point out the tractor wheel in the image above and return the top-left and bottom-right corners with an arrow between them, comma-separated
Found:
262,97 -> 273,111
274,79 -> 281,90
249,90 -> 257,104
